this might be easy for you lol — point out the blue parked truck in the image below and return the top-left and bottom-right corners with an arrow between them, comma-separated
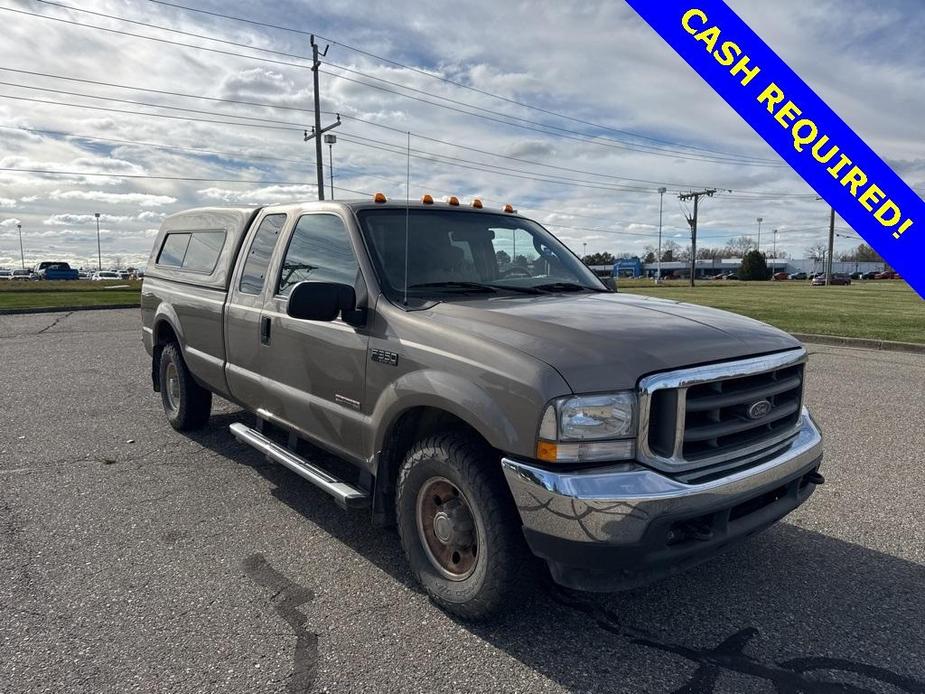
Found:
34,261 -> 79,280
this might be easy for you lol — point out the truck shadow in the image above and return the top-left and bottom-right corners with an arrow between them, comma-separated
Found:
191,411 -> 925,693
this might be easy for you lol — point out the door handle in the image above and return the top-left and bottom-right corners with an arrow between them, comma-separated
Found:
260,316 -> 271,345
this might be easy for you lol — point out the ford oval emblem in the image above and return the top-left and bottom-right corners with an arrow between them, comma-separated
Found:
747,400 -> 773,420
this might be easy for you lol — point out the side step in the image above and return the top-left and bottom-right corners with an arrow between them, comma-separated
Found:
229,423 -> 369,510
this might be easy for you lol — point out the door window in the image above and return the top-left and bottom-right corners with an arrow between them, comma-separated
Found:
277,214 -> 358,296
239,214 -> 287,295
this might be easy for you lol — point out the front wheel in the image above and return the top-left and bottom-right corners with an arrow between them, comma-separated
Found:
158,342 -> 212,431
396,432 -> 528,620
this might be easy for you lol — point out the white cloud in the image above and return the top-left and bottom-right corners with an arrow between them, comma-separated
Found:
47,190 -> 178,208
0,198 -> 16,208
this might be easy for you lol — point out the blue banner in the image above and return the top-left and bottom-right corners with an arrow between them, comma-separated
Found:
625,1 -> 925,299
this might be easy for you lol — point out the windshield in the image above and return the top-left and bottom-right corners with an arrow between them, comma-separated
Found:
356,208 -> 606,303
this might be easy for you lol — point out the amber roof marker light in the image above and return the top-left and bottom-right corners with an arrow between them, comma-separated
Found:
421,194 -> 434,204
471,198 -> 483,209
503,203 -> 515,213
373,192 -> 387,203
447,196 -> 460,206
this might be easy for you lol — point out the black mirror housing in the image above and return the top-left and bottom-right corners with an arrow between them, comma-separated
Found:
286,281 -> 357,322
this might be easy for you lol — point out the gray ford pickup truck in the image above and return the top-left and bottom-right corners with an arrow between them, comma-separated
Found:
141,195 -> 824,619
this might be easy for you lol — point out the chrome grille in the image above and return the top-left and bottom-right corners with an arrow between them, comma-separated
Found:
637,349 -> 806,473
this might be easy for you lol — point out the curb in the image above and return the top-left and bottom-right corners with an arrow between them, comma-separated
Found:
792,332 -> 925,354
0,303 -> 139,316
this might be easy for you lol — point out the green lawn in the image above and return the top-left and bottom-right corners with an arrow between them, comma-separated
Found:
0,280 -> 141,311
618,279 -> 924,344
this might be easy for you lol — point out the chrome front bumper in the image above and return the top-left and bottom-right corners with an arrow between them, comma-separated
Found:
502,409 -> 823,548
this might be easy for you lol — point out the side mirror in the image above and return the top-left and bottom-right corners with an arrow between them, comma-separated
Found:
286,281 -> 357,322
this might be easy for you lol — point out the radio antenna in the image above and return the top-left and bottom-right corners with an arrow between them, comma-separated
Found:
403,131 -> 411,306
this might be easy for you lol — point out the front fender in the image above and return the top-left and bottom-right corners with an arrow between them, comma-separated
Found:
371,369 -> 540,459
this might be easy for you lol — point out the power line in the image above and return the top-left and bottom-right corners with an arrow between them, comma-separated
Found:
0,80 -> 320,129
0,124 -> 333,170
39,0 -> 715,162
0,83 -> 793,197
3,65 -> 795,193
143,0 -> 780,163
336,133 -> 666,193
0,166 -> 369,192
0,66 -> 336,116
0,93 -> 304,132
10,1 -> 786,168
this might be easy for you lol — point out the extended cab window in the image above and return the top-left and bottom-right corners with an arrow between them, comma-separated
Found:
156,230 -> 225,272
240,214 -> 287,295
277,214 -> 358,296
182,231 -> 226,272
157,233 -> 190,267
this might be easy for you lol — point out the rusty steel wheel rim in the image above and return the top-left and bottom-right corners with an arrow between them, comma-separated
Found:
415,477 -> 480,581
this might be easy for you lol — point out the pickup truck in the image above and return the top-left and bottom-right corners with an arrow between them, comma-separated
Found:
141,196 -> 824,619
33,261 -> 79,280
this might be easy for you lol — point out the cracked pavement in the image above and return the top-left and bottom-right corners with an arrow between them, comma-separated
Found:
1,309 -> 923,693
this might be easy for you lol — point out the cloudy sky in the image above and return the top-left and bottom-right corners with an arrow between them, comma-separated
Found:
1,0 -> 923,269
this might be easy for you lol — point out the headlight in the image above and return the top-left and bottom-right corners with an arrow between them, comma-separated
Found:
558,393 -> 636,440
536,391 -> 637,463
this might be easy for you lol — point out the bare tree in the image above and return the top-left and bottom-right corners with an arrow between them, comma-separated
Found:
725,235 -> 756,255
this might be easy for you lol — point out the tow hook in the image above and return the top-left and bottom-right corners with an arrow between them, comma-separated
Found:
804,470 -> 825,486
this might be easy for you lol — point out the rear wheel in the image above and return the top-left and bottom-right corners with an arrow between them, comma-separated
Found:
158,342 -> 212,431
396,432 -> 528,620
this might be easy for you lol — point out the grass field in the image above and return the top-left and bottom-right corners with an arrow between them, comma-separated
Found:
1,278 -> 921,344
0,280 -> 141,311
619,279 -> 923,344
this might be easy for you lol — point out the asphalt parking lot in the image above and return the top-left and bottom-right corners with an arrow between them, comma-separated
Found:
1,309 -> 923,693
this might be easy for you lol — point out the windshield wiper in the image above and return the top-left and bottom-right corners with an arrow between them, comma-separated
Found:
407,281 -> 497,293
531,282 -> 605,293
484,283 -> 543,294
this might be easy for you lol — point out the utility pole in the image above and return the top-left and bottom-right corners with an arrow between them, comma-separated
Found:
657,187 -> 666,283
95,212 -> 102,271
17,223 -> 24,269
582,241 -> 587,260
826,206 -> 835,286
756,217 -> 763,253
679,189 -> 716,287
304,35 -> 341,201
773,229 -> 778,267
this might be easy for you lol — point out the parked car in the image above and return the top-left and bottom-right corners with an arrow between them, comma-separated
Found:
876,270 -> 897,279
788,272 -> 807,280
861,271 -> 880,280
141,197 -> 824,619
10,269 -> 32,281
0,269 -> 12,280
850,272 -> 864,280
33,261 -> 80,280
812,273 -> 851,286
773,272 -> 789,281
91,270 -> 122,281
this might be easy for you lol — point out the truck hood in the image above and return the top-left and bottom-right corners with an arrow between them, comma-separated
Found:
427,292 -> 801,392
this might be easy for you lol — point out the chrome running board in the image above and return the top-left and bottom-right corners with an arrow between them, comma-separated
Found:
229,422 -> 369,510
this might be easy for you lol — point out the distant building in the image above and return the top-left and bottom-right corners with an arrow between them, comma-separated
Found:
589,258 -> 888,279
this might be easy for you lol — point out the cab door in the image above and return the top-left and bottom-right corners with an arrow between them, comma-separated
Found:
225,211 -> 290,408
256,212 -> 371,463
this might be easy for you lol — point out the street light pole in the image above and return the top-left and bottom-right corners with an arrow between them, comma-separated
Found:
773,229 -> 778,266
582,241 -> 587,261
324,133 -> 337,200
17,223 -> 24,269
95,212 -> 102,271
657,187 -> 666,282
756,217 -> 763,254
